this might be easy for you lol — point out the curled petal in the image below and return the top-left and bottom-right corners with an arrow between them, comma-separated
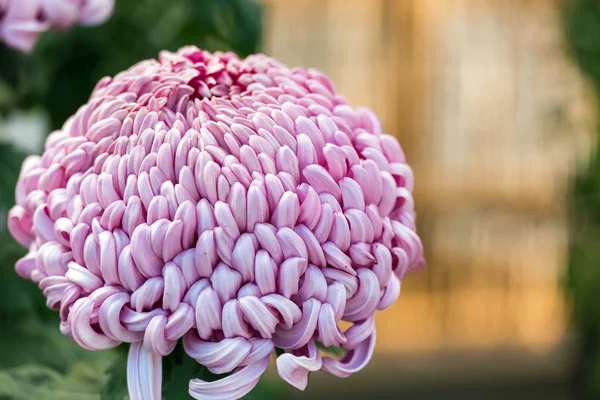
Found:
66,262 -> 103,293
278,257 -> 307,298
70,298 -> 120,350
246,184 -> 270,231
322,242 -> 355,276
313,203 -> 334,243
296,264 -> 327,303
184,334 -> 251,374
372,243 -> 393,288
211,262 -> 242,303
380,134 -> 406,163
239,295 -> 279,338
162,262 -> 186,312
118,245 -> 145,291
8,206 -> 33,247
231,233 -> 257,282
254,250 -> 277,295
302,164 -> 341,201
329,212 -> 351,251
323,144 -> 347,181
343,269 -> 380,322
222,299 -> 252,339
298,185 -> 321,230
130,224 -> 163,278
273,298 -> 321,350
349,242 -> 376,266
271,191 -> 300,229
98,231 -> 119,284
326,281 -> 347,321
131,277 -> 164,312
276,227 -> 307,260
322,269 -> 359,299
195,287 -> 222,340
276,341 -> 322,390
276,146 -> 300,182
345,209 -> 374,244
188,356 -> 269,400
15,253 -> 37,279
165,303 -> 195,341
261,294 -> 302,330
339,177 -> 365,211
33,204 -> 54,243
321,330 -> 376,379
215,201 -> 241,239
240,338 -> 274,367
99,292 -> 144,342
254,223 -> 283,264
318,303 -> 346,347
295,225 -> 326,268
214,227 -> 235,266
378,275 -> 401,310
195,230 -> 218,278
344,317 -> 375,350
173,248 -> 198,287
121,308 -> 168,333
144,314 -> 177,356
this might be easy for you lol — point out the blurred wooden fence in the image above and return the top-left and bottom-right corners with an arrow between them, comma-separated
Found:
262,0 -> 595,354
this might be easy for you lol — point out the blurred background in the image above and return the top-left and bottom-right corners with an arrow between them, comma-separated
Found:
1,0 -> 600,399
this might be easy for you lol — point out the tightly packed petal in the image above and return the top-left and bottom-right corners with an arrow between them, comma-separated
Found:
8,46 -> 424,399
0,0 -> 115,52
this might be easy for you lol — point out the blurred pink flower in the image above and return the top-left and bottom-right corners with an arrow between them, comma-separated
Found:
0,0 -> 114,53
8,46 -> 424,399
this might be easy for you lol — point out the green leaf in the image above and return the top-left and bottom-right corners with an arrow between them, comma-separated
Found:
315,341 -> 347,358
565,0 -> 600,397
0,47 -> 22,90
0,142 -> 27,210
101,351 -> 128,400
162,342 -> 223,400
0,234 -> 37,317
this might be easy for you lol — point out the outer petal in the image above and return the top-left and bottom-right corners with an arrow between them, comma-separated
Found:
188,356 -> 269,400
127,341 -> 162,400
321,330 -> 376,379
276,341 -> 322,390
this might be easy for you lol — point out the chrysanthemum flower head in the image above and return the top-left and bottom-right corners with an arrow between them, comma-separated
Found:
0,0 -> 114,52
8,46 -> 424,399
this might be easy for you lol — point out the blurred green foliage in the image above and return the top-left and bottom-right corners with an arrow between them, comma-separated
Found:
0,362 -> 110,400
0,1 -> 264,399
565,0 -> 600,397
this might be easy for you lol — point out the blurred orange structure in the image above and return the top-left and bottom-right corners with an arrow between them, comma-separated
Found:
262,0 -> 595,362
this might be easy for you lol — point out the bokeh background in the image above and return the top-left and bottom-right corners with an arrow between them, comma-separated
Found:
1,0 -> 599,399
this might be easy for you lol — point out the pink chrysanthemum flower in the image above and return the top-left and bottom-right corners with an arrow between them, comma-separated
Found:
8,46 -> 424,399
0,0 -> 114,53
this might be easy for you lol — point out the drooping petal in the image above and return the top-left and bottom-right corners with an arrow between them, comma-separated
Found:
276,341 -> 322,390
188,356 -> 270,400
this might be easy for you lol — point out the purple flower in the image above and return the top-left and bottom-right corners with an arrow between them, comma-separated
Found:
0,0 -> 114,53
8,46 -> 424,399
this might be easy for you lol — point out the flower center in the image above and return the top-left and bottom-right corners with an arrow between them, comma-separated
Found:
184,49 -> 250,100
